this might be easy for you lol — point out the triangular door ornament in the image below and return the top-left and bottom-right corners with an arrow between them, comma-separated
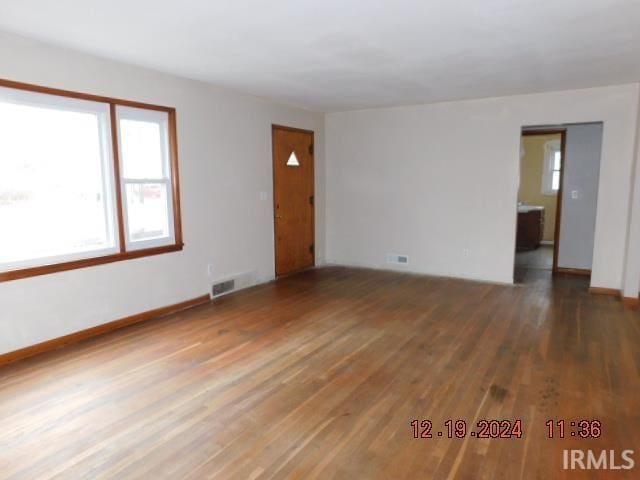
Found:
286,151 -> 300,167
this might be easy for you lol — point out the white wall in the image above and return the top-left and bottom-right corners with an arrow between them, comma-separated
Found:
325,84 -> 639,286
0,32 -> 325,355
557,123 -> 603,271
2,32 -> 640,356
622,94 -> 640,298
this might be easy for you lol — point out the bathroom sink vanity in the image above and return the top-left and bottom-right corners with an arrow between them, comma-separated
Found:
516,205 -> 544,250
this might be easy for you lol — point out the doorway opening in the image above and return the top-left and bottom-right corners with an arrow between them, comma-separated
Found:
272,125 -> 315,277
514,123 -> 603,283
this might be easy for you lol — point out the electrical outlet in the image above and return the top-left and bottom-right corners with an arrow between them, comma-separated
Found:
207,264 -> 215,276
571,190 -> 579,199
463,248 -> 471,258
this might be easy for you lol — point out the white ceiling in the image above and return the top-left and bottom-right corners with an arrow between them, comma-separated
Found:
0,0 -> 639,112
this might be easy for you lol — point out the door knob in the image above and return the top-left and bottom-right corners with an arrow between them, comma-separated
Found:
275,215 -> 283,219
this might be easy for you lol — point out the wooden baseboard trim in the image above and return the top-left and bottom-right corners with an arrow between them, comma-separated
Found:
588,287 -> 640,309
0,294 -> 211,367
555,267 -> 591,277
589,287 -> 620,297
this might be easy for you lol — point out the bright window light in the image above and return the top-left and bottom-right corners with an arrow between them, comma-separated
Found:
0,83 -> 182,279
541,140 -> 562,195
551,150 -> 562,191
0,88 -> 117,270
117,106 -> 175,250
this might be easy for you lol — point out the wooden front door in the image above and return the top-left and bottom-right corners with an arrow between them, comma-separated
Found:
272,125 -> 315,276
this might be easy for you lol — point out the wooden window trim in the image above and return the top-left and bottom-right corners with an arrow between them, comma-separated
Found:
0,78 -> 184,283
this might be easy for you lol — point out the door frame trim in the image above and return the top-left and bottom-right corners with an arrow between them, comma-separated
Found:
272,124 -> 315,135
520,129 -> 577,275
271,124 -> 315,277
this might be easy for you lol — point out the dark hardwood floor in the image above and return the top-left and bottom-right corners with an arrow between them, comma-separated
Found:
1,266 -> 639,479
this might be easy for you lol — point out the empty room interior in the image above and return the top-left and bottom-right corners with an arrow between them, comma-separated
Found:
1,1 -> 640,479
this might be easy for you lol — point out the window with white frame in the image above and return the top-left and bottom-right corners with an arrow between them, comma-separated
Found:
117,107 -> 175,250
542,140 -> 562,195
0,87 -> 118,270
0,81 -> 182,280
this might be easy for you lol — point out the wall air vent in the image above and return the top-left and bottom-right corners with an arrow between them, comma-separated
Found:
210,270 -> 259,299
212,279 -> 235,297
386,254 -> 409,265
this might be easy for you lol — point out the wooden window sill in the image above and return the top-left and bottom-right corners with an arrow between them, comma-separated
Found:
0,243 -> 184,282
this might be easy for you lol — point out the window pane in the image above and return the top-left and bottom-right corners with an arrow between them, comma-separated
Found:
124,183 -> 171,243
117,106 -> 174,249
119,118 -> 164,178
553,151 -> 562,171
0,92 -> 116,267
552,171 -> 560,191
286,151 -> 300,166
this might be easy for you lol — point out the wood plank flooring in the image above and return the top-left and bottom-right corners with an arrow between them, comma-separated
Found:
1,266 -> 639,479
